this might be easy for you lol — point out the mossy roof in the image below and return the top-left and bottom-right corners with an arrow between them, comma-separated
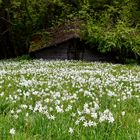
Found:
29,20 -> 85,53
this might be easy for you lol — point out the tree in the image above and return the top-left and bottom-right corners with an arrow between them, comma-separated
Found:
0,0 -> 140,61
0,0 -> 15,58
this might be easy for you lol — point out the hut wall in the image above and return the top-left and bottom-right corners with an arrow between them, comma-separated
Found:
34,43 -> 69,60
83,48 -> 115,62
83,49 -> 103,61
33,39 -> 115,62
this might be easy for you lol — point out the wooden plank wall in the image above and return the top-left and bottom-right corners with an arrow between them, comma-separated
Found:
34,40 -> 115,62
35,44 -> 68,60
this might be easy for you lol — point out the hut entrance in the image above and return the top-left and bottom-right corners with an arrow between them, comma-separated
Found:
67,39 -> 84,60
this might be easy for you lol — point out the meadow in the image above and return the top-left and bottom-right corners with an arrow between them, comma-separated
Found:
0,59 -> 140,140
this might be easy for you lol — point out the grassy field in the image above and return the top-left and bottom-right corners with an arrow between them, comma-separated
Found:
0,59 -> 140,140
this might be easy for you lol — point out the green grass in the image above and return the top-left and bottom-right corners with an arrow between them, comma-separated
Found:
0,59 -> 140,140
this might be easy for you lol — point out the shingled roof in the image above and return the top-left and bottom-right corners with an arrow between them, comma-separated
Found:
29,20 -> 85,53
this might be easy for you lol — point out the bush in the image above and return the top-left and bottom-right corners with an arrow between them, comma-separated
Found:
84,19 -> 140,63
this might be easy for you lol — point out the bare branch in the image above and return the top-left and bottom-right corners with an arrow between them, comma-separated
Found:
0,17 -> 14,25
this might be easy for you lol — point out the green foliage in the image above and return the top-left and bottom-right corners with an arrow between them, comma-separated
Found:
84,0 -> 140,62
0,0 -> 140,61
85,19 -> 140,62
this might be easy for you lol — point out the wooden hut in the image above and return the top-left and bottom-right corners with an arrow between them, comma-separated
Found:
29,20 -> 115,62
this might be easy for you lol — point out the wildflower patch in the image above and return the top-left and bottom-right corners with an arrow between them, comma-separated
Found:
0,60 -> 140,139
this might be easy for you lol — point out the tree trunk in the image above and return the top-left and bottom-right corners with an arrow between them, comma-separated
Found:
0,0 -> 15,59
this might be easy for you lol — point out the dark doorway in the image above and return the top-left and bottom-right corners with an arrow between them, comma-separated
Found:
67,39 -> 85,60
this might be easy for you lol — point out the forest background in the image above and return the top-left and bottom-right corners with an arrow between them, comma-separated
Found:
0,0 -> 140,63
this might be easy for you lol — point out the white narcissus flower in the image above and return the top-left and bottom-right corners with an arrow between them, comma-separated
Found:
16,109 -> 22,114
83,121 -> 88,127
93,122 -> 97,127
72,113 -> 76,117
56,106 -> 64,113
69,127 -> 74,134
108,116 -> 115,123
79,116 -> 85,121
138,119 -> 140,124
10,110 -> 14,114
91,112 -> 98,119
88,121 -> 94,127
14,114 -> 18,119
21,104 -> 28,109
26,113 -> 29,117
9,128 -> 16,135
121,111 -> 125,116
99,109 -> 114,123
0,92 -> 4,96
75,120 -> 80,125
113,104 -> 117,108
49,115 -> 55,120
108,91 -> 117,97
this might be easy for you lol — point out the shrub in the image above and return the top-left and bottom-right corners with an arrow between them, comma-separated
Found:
84,19 -> 140,63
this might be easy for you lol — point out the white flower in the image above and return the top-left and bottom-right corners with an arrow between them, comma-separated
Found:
69,127 -> 74,134
13,114 -> 18,119
108,116 -> 114,123
65,105 -> 72,112
75,120 -> 80,125
16,109 -> 21,114
49,107 -> 53,112
45,98 -> 50,103
84,91 -> 91,96
26,113 -> 29,117
49,115 -> 55,120
117,99 -> 120,102
79,116 -> 85,121
0,92 -> 4,96
138,119 -> 140,124
88,121 -> 94,127
21,104 -> 28,109
91,112 -> 98,119
84,108 -> 90,114
93,122 -> 97,127
84,103 -> 89,108
99,114 -> 106,123
122,96 -> 127,100
83,121 -> 88,127
79,88 -> 84,92
77,110 -> 82,115
88,121 -> 97,127
72,113 -> 76,117
56,106 -> 64,113
113,105 -> 117,108
10,110 -> 14,114
9,128 -> 16,135
121,111 -> 125,116
29,105 -> 33,110
108,91 -> 117,97
99,109 -> 114,123
94,102 -> 99,110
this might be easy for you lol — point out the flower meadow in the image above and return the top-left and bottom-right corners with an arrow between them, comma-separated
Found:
0,59 -> 140,140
